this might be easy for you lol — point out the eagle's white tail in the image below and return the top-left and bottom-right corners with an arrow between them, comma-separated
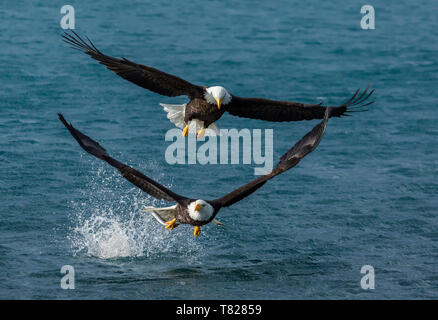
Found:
143,205 -> 178,226
160,103 -> 186,129
189,119 -> 220,137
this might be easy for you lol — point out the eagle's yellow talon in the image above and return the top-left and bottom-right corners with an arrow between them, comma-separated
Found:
193,226 -> 201,237
197,128 -> 205,139
165,218 -> 177,230
182,125 -> 189,137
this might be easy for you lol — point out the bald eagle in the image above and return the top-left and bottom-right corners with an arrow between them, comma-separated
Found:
62,31 -> 374,138
58,108 -> 331,237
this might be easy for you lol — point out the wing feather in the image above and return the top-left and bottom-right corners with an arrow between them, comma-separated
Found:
62,31 -> 204,99
212,107 -> 332,208
226,87 -> 374,122
58,114 -> 186,203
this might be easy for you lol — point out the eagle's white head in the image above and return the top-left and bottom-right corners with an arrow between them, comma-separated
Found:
188,199 -> 214,222
204,86 -> 232,110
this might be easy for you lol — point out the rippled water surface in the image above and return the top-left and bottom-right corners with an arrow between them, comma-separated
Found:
0,0 -> 437,299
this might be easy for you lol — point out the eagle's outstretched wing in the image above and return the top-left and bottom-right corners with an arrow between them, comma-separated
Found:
212,107 -> 332,208
62,31 -> 204,99
226,87 -> 374,122
58,114 -> 188,203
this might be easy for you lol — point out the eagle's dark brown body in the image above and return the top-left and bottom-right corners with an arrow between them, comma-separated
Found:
174,201 -> 219,226
185,98 -> 225,128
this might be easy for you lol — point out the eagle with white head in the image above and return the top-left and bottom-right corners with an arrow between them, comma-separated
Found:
63,31 -> 374,139
59,108 -> 333,237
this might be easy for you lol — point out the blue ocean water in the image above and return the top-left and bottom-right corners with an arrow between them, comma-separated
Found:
1,0 -> 437,299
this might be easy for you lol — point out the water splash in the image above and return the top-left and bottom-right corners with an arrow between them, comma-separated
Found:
67,162 -> 204,259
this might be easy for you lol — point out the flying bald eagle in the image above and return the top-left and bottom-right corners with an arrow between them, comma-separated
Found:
62,31 -> 374,138
58,108 -> 332,237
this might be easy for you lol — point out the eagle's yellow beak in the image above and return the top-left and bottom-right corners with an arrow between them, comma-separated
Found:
194,203 -> 202,211
215,98 -> 222,110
